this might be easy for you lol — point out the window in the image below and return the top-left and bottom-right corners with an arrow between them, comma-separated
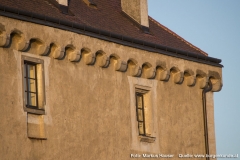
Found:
22,56 -> 45,115
136,93 -> 146,136
128,76 -> 159,152
24,62 -> 38,109
135,88 -> 155,142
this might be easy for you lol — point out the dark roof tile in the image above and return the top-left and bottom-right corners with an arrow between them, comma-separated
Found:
0,0 -> 207,55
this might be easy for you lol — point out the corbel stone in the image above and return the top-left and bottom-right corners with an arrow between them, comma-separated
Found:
37,44 -> 50,56
17,38 -> 30,51
53,47 -> 65,59
142,68 -> 156,79
0,33 -> 10,47
211,79 -> 223,92
156,70 -> 170,81
115,60 -> 127,72
198,77 -> 209,89
68,50 -> 81,62
173,72 -> 184,84
186,76 -> 196,86
84,53 -> 95,65
129,64 -> 142,77
98,54 -> 109,68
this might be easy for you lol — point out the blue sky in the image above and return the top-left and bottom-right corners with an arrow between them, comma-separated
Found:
148,0 -> 240,158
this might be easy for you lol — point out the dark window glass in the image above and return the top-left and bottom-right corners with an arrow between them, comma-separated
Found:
24,62 -> 38,109
136,93 -> 146,136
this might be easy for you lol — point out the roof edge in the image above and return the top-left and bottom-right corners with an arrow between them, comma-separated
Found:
0,5 -> 223,67
149,16 -> 208,56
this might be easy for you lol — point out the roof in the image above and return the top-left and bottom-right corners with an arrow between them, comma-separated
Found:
0,0 -> 208,56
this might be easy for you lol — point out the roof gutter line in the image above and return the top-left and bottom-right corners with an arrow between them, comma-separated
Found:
0,5 -> 223,67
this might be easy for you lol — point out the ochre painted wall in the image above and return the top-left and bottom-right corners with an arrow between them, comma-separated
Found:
0,16 -> 222,160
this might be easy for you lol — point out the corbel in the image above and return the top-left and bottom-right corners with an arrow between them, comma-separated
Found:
98,54 -> 109,68
186,76 -> 196,86
211,79 -> 223,92
17,37 -> 30,51
68,50 -> 81,62
142,67 -> 156,79
0,33 -> 10,47
173,72 -> 184,84
129,64 -> 142,77
198,76 -> 209,89
115,60 -> 127,72
155,70 -> 170,81
37,44 -> 50,56
53,47 -> 65,59
84,52 -> 95,65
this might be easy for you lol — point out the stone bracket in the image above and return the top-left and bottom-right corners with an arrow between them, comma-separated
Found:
174,72 -> 184,84
84,52 -> 95,65
68,50 -> 81,62
38,44 -> 50,56
98,54 -> 110,68
0,33 -> 10,47
186,76 -> 196,86
53,47 -> 65,59
115,60 -> 127,72
156,70 -> 170,81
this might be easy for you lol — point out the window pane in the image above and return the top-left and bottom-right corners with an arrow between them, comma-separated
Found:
28,79 -> 36,92
27,65 -> 36,78
138,122 -> 144,135
24,64 -> 26,77
25,91 -> 28,105
24,78 -> 27,91
29,93 -> 37,106
136,95 -> 143,108
137,109 -> 143,121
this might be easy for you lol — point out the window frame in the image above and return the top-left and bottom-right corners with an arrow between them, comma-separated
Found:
136,92 -> 146,136
135,87 -> 156,142
21,55 -> 45,115
24,61 -> 39,109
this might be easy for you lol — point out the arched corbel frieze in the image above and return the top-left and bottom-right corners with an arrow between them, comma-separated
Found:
81,48 -> 95,65
184,69 -> 196,86
110,54 -> 127,72
9,32 -> 29,51
65,45 -> 81,62
115,60 -> 127,72
17,37 -> 29,51
68,50 -> 81,62
142,62 -> 156,79
170,67 -> 183,84
210,78 -> 222,92
199,76 -> 209,89
0,32 -> 10,47
155,65 -> 170,81
96,51 -> 109,67
174,72 -> 184,84
127,59 -> 142,77
26,38 -> 50,55
208,71 -> 222,92
196,70 -> 208,89
51,43 -> 65,59
37,44 -> 50,56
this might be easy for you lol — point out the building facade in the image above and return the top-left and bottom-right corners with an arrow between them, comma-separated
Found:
0,0 -> 223,159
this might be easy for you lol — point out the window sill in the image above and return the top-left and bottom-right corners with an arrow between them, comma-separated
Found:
24,107 -> 45,115
28,137 -> 47,140
138,135 -> 156,143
